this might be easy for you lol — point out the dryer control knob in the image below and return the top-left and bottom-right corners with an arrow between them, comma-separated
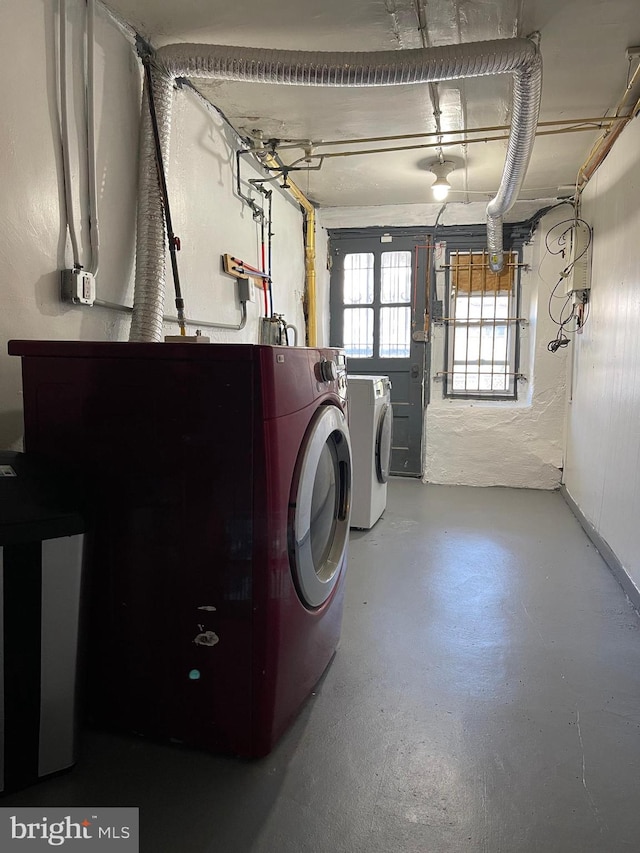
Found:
319,359 -> 338,382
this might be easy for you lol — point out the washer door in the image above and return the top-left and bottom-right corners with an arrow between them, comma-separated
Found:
375,402 -> 393,484
290,405 -> 352,609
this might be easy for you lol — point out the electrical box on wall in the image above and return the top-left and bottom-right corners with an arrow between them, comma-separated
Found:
61,269 -> 95,306
564,223 -> 592,295
237,277 -> 256,304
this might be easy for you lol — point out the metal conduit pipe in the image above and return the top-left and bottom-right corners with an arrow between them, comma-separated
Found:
130,38 -> 542,341
274,116 -> 624,152
282,125 -> 598,164
259,151 -> 318,346
96,298 -> 248,331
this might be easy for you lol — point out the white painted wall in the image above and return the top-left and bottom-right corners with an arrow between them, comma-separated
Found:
165,90 -> 306,341
0,0 -> 305,449
425,209 -> 571,489
319,200 -> 562,231
318,203 -> 570,488
563,117 -> 640,592
0,0 -> 139,448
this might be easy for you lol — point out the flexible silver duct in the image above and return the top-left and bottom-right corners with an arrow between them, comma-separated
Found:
130,70 -> 174,342
130,38 -> 541,341
486,53 -> 542,271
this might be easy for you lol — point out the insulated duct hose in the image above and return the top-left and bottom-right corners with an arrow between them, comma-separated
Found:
130,38 -> 542,342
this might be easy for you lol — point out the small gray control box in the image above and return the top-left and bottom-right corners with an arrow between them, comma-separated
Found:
61,269 -> 95,306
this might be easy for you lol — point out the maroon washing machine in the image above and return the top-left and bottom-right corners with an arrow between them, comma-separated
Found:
9,341 -> 352,757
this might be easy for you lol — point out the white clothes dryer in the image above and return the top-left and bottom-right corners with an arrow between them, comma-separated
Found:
347,375 -> 393,529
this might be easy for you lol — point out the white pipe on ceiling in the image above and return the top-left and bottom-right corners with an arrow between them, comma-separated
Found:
130,38 -> 542,342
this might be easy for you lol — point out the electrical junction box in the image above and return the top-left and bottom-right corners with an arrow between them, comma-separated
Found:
564,222 -> 592,295
61,269 -> 95,306
237,277 -> 256,304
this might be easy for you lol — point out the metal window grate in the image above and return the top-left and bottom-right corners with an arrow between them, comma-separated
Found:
343,306 -> 374,357
343,253 -> 374,357
341,250 -> 412,359
381,251 -> 412,304
446,251 -> 518,398
343,253 -> 373,304
380,306 -> 411,357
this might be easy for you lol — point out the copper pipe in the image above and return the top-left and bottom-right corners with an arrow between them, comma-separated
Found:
274,116 -> 627,152
577,61 -> 640,191
298,125 -> 601,162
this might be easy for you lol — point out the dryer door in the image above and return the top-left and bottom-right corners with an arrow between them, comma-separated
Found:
375,402 -> 393,484
290,404 -> 352,609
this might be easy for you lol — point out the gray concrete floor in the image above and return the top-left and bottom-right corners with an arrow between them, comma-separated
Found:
6,481 -> 640,852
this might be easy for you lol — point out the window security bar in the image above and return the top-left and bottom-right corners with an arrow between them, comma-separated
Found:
439,261 -> 529,270
444,248 -> 520,398
438,317 -> 528,324
435,370 -> 527,381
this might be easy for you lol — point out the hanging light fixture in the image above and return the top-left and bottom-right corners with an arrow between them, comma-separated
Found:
429,160 -> 455,201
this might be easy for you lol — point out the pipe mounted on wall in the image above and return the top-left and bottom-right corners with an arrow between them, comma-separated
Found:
130,38 -> 542,342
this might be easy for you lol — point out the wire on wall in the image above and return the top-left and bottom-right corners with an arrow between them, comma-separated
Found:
545,216 -> 592,353
143,58 -> 187,336
58,0 -> 101,275
267,188 -> 274,317
259,192 -> 268,317
428,203 -> 448,325
59,0 -> 82,269
86,0 -> 100,275
253,183 -> 274,317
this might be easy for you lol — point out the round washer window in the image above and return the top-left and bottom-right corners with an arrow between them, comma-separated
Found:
290,406 -> 352,609
309,440 -> 339,577
376,402 -> 393,484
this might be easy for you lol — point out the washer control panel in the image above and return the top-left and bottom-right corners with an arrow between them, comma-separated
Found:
316,352 -> 348,404
318,359 -> 338,382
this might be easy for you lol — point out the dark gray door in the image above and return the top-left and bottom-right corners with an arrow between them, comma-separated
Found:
329,232 -> 429,477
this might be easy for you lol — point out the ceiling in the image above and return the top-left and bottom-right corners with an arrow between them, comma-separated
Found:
104,0 -> 640,211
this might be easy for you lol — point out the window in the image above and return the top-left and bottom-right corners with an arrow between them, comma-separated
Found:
342,253 -> 374,358
445,250 -> 519,399
380,252 -> 411,358
341,251 -> 411,359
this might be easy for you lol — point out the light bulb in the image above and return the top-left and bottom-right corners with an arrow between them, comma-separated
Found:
428,160 -> 454,201
432,182 -> 450,201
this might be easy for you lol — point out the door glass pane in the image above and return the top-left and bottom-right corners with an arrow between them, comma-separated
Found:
310,441 -> 338,574
380,306 -> 410,358
344,253 -> 374,304
381,252 -> 412,304
343,308 -> 374,358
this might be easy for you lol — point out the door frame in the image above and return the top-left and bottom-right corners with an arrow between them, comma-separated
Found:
328,227 -> 431,477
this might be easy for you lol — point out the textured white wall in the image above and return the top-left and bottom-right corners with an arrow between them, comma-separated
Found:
425,209 -> 571,488
318,204 -> 569,488
0,0 -> 139,447
563,117 -> 640,592
319,200 -> 560,230
0,0 -> 305,449
166,91 -> 306,342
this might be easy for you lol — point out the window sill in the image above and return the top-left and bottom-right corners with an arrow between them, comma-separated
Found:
431,396 -> 532,410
